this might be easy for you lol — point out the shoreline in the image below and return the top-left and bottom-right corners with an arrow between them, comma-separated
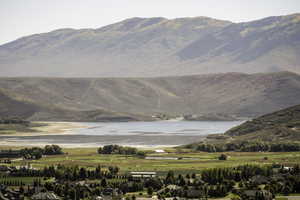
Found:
0,121 -> 87,137
0,141 -> 180,149
0,120 -> 235,148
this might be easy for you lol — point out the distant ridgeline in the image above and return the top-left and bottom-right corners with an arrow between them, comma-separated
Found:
184,104 -> 300,152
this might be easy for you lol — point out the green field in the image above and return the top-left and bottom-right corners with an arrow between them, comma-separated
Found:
6,148 -> 300,175
1,147 -> 300,200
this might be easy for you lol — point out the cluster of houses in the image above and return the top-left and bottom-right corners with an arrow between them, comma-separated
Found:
0,165 -> 297,200
31,192 -> 60,200
0,184 -> 23,200
0,165 -> 16,175
0,183 -> 123,200
0,185 -> 61,200
0,169 -> 278,200
0,164 -> 34,175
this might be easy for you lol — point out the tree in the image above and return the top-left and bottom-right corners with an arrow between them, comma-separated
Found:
137,151 -> 146,157
283,185 -> 292,195
101,178 -> 107,187
165,171 -> 175,185
192,173 -> 196,179
109,166 -> 119,175
219,154 -> 228,161
79,167 -> 87,179
147,187 -> 153,196
44,145 -> 63,155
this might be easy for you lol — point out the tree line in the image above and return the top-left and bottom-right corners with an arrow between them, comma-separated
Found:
186,141 -> 300,152
0,145 -> 63,159
97,145 -> 146,156
19,145 -> 63,159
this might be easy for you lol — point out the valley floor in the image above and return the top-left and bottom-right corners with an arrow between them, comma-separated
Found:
4,147 -> 300,174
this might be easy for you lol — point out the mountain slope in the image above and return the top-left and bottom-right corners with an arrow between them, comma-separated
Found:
224,104 -> 300,141
183,104 -> 300,151
0,17 -> 230,77
177,13 -> 300,75
0,72 -> 300,121
0,14 -> 299,77
0,90 -> 152,122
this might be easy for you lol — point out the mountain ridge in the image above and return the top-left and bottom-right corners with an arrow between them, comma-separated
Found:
0,71 -> 300,121
1,14 -> 299,77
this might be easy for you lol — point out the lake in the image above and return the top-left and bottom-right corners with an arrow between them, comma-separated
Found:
0,120 -> 243,147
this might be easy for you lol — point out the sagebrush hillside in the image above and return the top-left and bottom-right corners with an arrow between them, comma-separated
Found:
183,104 -> 300,152
224,104 -> 300,141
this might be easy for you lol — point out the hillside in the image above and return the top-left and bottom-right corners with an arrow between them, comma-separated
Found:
224,104 -> 300,141
0,72 -> 300,121
183,104 -> 300,152
0,14 -> 300,77
0,90 -> 152,122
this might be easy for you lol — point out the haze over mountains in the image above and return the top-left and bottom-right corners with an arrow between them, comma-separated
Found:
0,13 -> 300,77
0,72 -> 300,121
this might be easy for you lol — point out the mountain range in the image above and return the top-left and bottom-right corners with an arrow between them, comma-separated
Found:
0,14 -> 300,77
0,72 -> 300,121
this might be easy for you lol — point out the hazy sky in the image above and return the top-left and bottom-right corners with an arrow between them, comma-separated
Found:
1,0 -> 300,45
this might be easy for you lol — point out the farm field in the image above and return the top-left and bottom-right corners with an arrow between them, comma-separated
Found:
5,147 -> 300,175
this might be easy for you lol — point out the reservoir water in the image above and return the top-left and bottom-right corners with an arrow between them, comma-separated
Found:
0,120 -> 243,147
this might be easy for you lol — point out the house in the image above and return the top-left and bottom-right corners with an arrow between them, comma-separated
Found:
157,185 -> 182,195
0,160 -> 11,164
0,191 -> 9,200
92,188 -> 123,200
283,166 -> 293,171
31,192 -> 60,200
103,188 -> 122,196
0,166 -> 9,173
241,190 -> 273,200
0,187 -> 22,200
184,188 -> 204,199
250,175 -> 270,185
93,196 -> 115,200
136,197 -> 158,200
130,172 -> 156,179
